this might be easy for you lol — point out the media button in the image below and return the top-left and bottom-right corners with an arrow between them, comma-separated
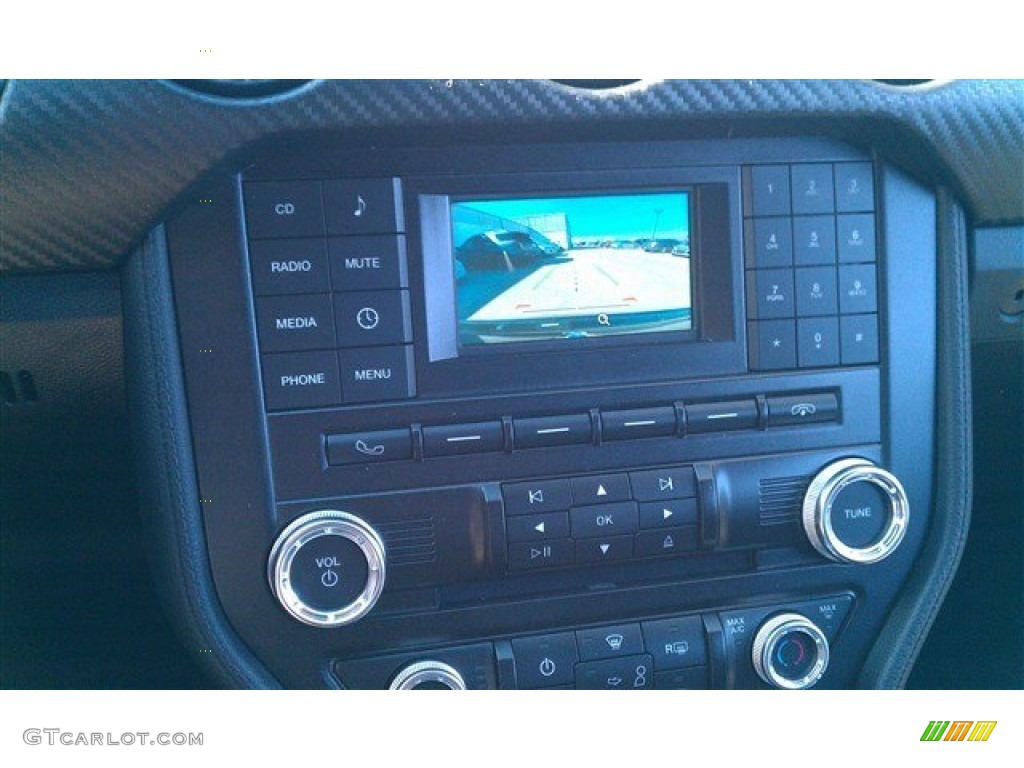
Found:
629,467 -> 696,501
335,290 -> 412,347
250,238 -> 330,296
326,429 -> 413,466
506,512 -> 570,543
328,235 -> 409,291
255,293 -> 336,353
422,421 -> 503,457
575,535 -> 634,564
324,178 -> 404,235
503,479 -> 572,516
570,501 -> 638,538
570,474 -> 631,505
338,345 -> 415,403
244,180 -> 325,240
261,350 -> 341,411
507,540 -> 574,573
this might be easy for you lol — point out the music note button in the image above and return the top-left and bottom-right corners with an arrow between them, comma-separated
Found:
324,178 -> 404,235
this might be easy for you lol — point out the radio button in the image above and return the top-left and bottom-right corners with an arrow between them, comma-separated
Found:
635,526 -> 697,557
503,479 -> 572,516
514,414 -> 592,449
685,399 -> 758,434
423,421 -> 503,457
324,178 -> 404,236
511,633 -> 578,688
244,180 -> 325,240
570,474 -> 631,505
339,345 -> 415,403
575,535 -> 634,564
748,319 -> 797,371
506,512 -> 570,543
570,501 -> 638,538
629,467 -> 696,501
601,407 -> 677,441
255,293 -> 337,353
749,268 -> 795,319
642,616 -> 707,670
261,350 -> 341,411
797,317 -> 841,368
576,623 -> 644,661
335,290 -> 412,348
328,235 -> 409,291
748,165 -> 792,217
791,164 -> 835,215
638,498 -> 698,529
793,215 -> 837,266
765,393 -> 839,427
507,540 -> 574,572
250,238 -> 330,296
575,654 -> 654,690
326,429 -> 413,466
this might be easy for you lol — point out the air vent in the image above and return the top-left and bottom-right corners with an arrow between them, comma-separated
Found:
376,517 -> 437,566
758,475 -> 810,527
552,80 -> 641,90
0,370 -> 38,404
170,80 -> 310,100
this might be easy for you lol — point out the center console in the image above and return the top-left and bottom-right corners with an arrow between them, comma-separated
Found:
162,136 -> 938,689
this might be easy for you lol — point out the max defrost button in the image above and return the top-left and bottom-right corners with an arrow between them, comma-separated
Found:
261,351 -> 341,411
338,345 -> 415,403
326,429 -> 413,466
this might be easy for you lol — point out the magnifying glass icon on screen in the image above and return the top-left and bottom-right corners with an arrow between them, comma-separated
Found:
597,313 -> 610,327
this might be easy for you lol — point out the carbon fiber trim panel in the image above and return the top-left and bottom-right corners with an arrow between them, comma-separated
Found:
1,78 -> 1022,273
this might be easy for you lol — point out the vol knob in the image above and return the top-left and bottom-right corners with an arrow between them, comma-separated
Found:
802,458 -> 909,564
267,510 -> 386,628
389,661 -> 467,690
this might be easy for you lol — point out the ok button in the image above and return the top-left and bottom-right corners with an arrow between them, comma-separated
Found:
570,501 -> 639,538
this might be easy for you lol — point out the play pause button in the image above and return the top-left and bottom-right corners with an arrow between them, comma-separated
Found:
508,539 -> 573,571
575,536 -> 633,564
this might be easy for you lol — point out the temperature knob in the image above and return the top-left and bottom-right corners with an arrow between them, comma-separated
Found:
267,510 -> 386,628
752,613 -> 830,689
802,458 -> 909,564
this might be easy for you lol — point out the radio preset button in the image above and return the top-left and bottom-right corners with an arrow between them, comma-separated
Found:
570,501 -> 638,538
685,399 -> 758,434
244,180 -> 325,240
576,623 -> 644,661
326,429 -> 413,466
642,615 -> 707,670
255,293 -> 336,353
250,238 -> 330,296
338,345 -> 415,403
511,633 -> 578,688
513,414 -> 592,449
423,421 -> 503,457
261,350 -> 341,411
506,512 -> 570,543
638,498 -> 698,529
629,467 -> 696,501
575,653 -> 654,690
570,474 -> 631,505
503,479 -> 572,516
575,535 -> 633,564
635,526 -> 697,557
601,407 -> 677,441
328,235 -> 409,291
324,178 -> 404,236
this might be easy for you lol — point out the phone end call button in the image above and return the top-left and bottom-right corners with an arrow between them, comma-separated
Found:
327,429 -> 413,466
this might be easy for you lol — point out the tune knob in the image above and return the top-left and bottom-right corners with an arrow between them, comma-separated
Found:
802,458 -> 909,564
267,510 -> 386,628
389,661 -> 467,690
752,613 -> 830,689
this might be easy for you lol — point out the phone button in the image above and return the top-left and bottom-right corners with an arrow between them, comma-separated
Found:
326,428 -> 413,466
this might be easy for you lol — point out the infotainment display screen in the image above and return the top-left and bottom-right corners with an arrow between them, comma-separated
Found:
452,192 -> 692,346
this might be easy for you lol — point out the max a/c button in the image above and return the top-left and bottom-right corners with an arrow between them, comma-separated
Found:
326,429 -> 413,466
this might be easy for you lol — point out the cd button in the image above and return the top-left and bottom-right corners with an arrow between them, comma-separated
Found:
244,180 -> 325,240
570,501 -> 638,538
326,429 -> 413,466
324,178 -> 404,235
506,512 -> 570,543
503,479 -> 572,516
422,421 -> 503,457
570,474 -> 631,504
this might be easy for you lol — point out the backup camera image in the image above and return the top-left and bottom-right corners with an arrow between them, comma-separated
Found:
453,192 -> 692,345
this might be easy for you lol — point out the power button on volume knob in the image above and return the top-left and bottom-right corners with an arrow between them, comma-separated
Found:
802,458 -> 909,564
268,510 -> 386,628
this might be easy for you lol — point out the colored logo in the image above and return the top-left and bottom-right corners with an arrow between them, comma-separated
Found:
920,721 -> 997,742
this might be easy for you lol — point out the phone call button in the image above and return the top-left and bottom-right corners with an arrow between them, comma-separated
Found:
326,428 -> 414,466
